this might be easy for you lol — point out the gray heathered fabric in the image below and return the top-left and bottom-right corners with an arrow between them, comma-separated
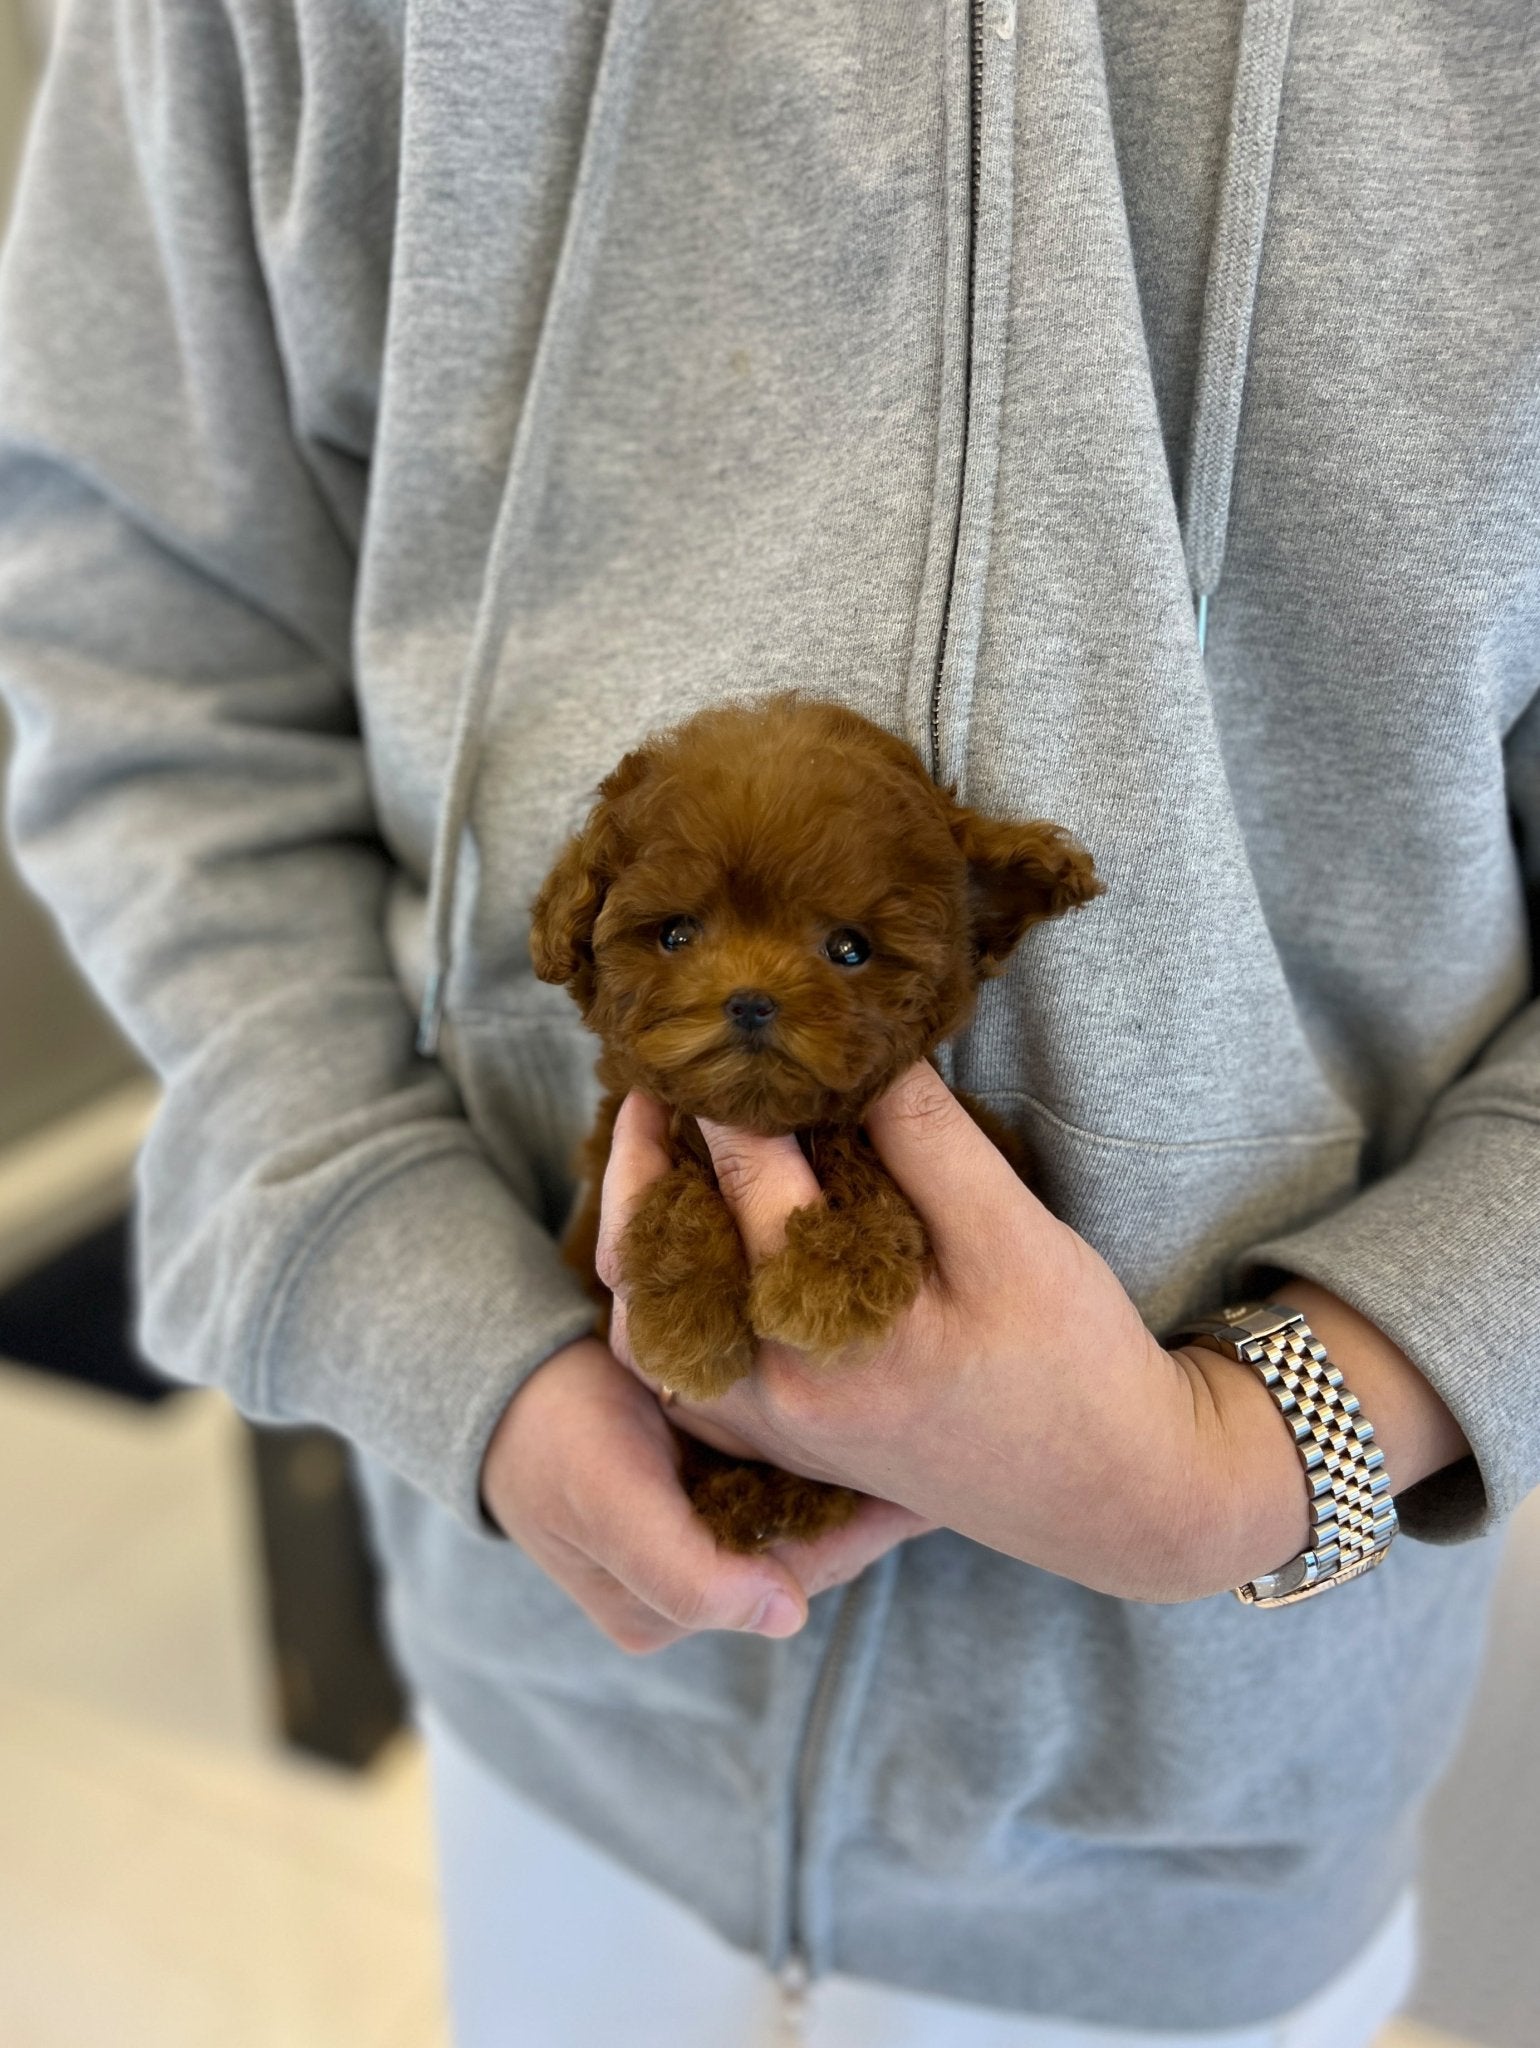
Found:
1181,0 -> 1295,602
1,0 -> 1538,2029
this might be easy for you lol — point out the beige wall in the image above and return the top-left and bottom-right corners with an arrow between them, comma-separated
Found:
0,0 -> 143,1155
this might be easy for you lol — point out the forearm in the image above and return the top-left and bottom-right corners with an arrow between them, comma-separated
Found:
1175,1278 -> 1472,1598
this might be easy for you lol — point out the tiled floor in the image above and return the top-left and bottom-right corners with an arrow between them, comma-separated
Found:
0,1365 -> 448,2048
0,1357 -> 1505,2048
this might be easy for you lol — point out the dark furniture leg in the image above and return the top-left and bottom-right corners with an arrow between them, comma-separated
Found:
245,1422 -> 407,1769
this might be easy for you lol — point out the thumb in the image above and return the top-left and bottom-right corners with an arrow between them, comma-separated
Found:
863,1062 -> 1029,1263
596,1089 -> 672,1292
770,1498 -> 936,1603
696,1117 -> 822,1265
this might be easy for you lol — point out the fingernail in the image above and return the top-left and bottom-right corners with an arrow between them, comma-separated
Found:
747,1590 -> 804,1637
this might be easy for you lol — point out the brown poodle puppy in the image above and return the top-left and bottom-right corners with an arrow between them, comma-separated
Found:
530,695 -> 1101,1549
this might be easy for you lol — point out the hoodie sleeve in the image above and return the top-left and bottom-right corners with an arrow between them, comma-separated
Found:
1238,692 -> 1540,1545
0,0 -> 597,1531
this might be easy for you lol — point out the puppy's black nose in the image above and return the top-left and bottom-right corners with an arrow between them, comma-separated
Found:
724,988 -> 778,1033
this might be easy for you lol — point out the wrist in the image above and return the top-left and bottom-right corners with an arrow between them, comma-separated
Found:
1172,1280 -> 1470,1602
1084,1335 -> 1281,1605
479,1334 -> 614,1534
1172,1341 -> 1314,1598
1262,1279 -> 1468,1493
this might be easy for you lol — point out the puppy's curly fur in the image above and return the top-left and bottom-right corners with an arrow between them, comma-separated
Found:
531,695 -> 1101,1551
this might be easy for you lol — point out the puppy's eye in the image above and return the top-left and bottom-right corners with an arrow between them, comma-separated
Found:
658,915 -> 703,953
824,927 -> 871,968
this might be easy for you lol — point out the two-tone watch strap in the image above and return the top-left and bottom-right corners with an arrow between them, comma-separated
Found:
1176,1304 -> 1398,1607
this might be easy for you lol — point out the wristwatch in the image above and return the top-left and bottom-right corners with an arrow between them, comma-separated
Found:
1173,1302 -> 1398,1607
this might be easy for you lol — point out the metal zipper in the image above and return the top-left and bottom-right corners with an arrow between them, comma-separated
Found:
778,1579 -> 863,2026
775,1948 -> 811,2045
929,0 -> 986,778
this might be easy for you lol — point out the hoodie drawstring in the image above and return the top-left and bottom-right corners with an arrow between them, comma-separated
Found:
415,0 -> 652,1058
416,582 -> 510,1057
1182,0 -> 1298,654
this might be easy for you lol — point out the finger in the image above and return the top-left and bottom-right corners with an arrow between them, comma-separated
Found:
570,1390 -> 808,1638
659,1400 -> 776,1464
496,1346 -> 801,1646
769,1497 -> 935,1602
863,1061 -> 1034,1263
526,1531 -> 693,1655
606,1305 -> 754,1458
607,1291 -> 634,1373
696,1118 -> 821,1264
596,1090 -> 672,1292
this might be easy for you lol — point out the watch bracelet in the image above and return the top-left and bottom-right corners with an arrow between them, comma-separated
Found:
1177,1305 -> 1398,1607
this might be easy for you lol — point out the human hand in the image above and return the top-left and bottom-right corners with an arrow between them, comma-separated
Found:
601,1068 -> 1307,1604
479,1336 -> 929,1652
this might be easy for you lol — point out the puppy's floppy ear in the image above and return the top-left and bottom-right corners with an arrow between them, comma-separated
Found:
949,805 -> 1103,976
528,816 -> 613,991
529,746 -> 655,994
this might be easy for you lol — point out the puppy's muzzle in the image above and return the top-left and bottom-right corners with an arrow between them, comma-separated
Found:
723,988 -> 778,1037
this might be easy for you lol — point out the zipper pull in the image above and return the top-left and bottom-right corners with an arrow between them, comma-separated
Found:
775,1950 -> 811,2046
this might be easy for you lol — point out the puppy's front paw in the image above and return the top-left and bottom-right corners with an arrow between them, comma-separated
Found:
747,1195 -> 929,1359
619,1169 -> 755,1400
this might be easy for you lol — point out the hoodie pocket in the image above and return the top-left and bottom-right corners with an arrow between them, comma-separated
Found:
442,1004 -> 1366,1330
967,1088 -> 1365,1331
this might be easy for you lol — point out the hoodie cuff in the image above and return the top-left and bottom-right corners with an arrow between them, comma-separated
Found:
252,1140 -> 599,1535
1236,1110 -> 1540,1545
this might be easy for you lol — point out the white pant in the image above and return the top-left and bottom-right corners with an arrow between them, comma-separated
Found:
424,1711 -> 1418,2048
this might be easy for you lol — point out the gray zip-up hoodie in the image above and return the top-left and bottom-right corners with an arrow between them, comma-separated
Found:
2,0 -> 1538,2029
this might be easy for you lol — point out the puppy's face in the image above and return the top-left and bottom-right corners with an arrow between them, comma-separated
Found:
530,698 -> 1100,1133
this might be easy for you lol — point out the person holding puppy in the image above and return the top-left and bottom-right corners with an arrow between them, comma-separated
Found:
0,3 -> 1533,2045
